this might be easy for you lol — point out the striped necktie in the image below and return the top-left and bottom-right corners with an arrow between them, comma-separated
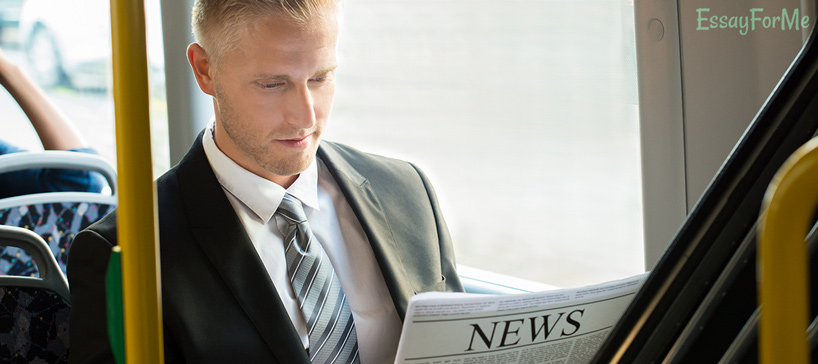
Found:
277,193 -> 360,364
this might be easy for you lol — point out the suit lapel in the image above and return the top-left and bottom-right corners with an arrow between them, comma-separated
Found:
176,133 -> 310,363
317,142 -> 414,318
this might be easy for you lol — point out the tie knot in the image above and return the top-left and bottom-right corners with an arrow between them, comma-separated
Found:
277,193 -> 308,223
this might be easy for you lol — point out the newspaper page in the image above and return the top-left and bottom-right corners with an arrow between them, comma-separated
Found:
394,273 -> 647,364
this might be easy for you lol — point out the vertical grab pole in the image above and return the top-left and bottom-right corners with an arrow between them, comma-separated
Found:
758,137 -> 818,364
109,0 -> 164,363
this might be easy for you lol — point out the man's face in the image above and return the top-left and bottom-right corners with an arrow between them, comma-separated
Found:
208,12 -> 339,186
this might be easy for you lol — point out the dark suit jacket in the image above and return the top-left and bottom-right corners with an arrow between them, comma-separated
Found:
67,133 -> 463,363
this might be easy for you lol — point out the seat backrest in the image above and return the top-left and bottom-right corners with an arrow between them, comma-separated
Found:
0,152 -> 117,277
0,225 -> 70,363
0,198 -> 115,275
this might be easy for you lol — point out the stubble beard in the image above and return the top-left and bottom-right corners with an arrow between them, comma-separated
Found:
214,86 -> 318,178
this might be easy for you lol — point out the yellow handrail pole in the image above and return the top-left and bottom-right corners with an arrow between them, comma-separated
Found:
109,0 -> 164,363
758,137 -> 818,364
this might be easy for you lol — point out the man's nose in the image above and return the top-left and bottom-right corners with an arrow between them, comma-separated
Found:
285,85 -> 317,129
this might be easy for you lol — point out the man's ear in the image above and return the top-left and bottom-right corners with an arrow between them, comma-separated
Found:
187,43 -> 216,96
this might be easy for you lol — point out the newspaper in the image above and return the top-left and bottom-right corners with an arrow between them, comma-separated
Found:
394,273 -> 647,364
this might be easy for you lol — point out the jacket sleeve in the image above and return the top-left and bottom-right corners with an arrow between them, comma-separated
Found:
67,229 -> 116,364
410,163 -> 464,293
68,221 -> 185,364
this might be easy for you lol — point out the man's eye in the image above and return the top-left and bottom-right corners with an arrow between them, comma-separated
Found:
262,82 -> 283,89
311,77 -> 326,82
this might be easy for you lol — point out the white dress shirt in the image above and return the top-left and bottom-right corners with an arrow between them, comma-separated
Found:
201,119 -> 402,363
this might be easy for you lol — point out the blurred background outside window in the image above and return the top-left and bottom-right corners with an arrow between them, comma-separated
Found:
1,0 -> 643,288
1,0 -> 166,172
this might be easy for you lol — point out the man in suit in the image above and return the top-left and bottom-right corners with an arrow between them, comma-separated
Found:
67,0 -> 462,363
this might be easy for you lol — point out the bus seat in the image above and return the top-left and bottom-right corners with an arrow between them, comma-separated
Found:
0,225 -> 70,363
0,152 -> 117,277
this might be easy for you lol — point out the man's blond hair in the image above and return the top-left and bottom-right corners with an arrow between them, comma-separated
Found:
192,0 -> 338,64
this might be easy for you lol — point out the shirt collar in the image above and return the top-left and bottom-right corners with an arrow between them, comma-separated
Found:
201,117 -> 320,223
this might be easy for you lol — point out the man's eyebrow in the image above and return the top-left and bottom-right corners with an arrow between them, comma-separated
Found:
252,73 -> 291,81
314,65 -> 339,76
252,65 -> 339,80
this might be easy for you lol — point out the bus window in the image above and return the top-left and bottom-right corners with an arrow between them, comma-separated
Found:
326,0 -> 644,288
2,0 -> 642,289
1,0 -> 168,176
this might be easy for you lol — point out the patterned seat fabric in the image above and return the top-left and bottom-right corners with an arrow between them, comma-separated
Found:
0,287 -> 70,364
0,202 -> 114,276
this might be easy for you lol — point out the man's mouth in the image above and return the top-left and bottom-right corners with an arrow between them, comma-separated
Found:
278,134 -> 312,149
